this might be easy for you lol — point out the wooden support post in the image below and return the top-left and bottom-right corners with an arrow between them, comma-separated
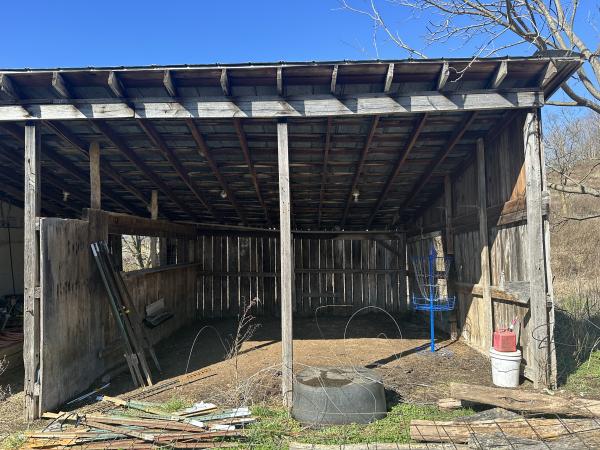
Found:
476,138 -> 493,349
89,141 -> 101,209
24,122 -> 41,420
524,111 -> 550,388
444,175 -> 454,255
539,113 -> 557,388
149,190 -> 159,267
444,175 -> 458,340
277,120 -> 293,408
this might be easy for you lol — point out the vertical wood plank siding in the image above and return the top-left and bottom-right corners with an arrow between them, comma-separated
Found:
412,113 -> 549,382
36,209 -> 407,415
196,235 -> 407,317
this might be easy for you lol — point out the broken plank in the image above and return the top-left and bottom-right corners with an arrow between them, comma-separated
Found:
450,382 -> 600,417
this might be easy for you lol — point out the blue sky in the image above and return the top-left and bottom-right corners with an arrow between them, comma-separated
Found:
0,0 -> 577,67
1,0 -> 596,113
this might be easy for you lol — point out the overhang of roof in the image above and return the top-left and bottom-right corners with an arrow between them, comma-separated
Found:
0,55 -> 583,230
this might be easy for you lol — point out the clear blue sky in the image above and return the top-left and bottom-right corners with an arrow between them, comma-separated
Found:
0,0 -> 555,68
1,0 -> 595,113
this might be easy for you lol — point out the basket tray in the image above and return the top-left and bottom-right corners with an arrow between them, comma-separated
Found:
411,295 -> 456,312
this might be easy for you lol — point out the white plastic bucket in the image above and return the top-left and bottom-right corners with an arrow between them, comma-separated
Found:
490,348 -> 521,387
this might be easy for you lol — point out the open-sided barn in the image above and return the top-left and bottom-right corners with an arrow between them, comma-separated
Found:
0,53 -> 582,420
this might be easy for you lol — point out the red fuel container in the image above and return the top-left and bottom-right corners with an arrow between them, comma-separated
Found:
493,329 -> 517,352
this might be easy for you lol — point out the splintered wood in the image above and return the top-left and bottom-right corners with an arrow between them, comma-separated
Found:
24,397 -> 254,449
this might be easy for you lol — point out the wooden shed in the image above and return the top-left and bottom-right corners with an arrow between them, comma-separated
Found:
0,54 -> 582,420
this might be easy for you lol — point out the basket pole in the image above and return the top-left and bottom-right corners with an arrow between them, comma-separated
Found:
429,247 -> 436,352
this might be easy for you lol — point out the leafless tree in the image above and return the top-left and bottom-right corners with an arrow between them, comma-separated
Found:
340,0 -> 600,112
545,111 -> 600,223
122,235 -> 152,271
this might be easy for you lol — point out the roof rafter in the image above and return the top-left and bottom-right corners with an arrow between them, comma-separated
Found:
438,62 -> 450,90
51,72 -> 72,98
330,65 -> 338,95
0,145 -> 83,215
137,119 -> 219,221
340,115 -> 380,227
185,118 -> 247,225
391,111 -> 479,226
383,63 -> 395,93
0,122 -> 136,214
108,71 -> 126,98
163,70 -> 178,97
42,120 -> 148,210
94,120 -> 200,222
317,117 -> 333,228
489,61 -> 508,89
220,69 -> 230,96
0,74 -> 20,100
366,113 -> 428,229
233,118 -> 272,227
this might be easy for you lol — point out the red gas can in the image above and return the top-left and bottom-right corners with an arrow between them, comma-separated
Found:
493,329 -> 517,352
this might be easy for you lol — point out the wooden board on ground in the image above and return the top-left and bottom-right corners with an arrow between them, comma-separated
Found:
410,417 -> 600,444
450,382 -> 600,418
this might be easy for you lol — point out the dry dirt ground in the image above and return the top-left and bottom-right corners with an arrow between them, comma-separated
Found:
0,314 -> 492,441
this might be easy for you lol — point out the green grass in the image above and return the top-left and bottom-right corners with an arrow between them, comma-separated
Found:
1,432 -> 26,450
564,350 -> 600,396
245,403 -> 475,449
157,396 -> 192,413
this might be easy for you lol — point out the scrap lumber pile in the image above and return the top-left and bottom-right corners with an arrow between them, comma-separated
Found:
411,383 -> 600,448
22,396 -> 254,449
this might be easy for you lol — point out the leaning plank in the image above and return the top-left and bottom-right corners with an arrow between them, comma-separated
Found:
449,383 -> 600,417
0,90 -> 544,121
410,417 -> 600,443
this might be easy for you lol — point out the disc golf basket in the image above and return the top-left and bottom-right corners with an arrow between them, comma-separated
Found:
411,245 -> 455,352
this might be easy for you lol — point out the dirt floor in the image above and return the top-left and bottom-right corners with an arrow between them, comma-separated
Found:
0,314 -> 492,442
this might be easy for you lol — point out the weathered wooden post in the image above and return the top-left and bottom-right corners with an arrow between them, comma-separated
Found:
89,141 -> 101,209
524,110 -> 550,388
277,119 -> 293,407
24,122 -> 41,420
477,138 -> 493,350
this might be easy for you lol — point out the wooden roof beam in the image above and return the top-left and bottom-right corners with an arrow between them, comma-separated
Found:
137,119 -> 219,221
277,67 -> 283,96
233,118 -> 273,227
94,120 -> 200,221
366,113 -> 428,229
0,171 -> 71,216
383,64 -> 395,93
340,115 -> 380,227
51,72 -> 72,98
0,89 -> 544,121
330,65 -> 338,95
0,74 -> 20,100
438,62 -> 450,90
317,117 -> 333,228
391,111 -> 479,226
3,148 -> 89,208
0,122 -> 137,214
163,70 -> 178,97
42,121 -> 148,209
538,61 -> 558,87
185,118 -> 247,225
220,69 -> 230,96
489,61 -> 508,89
108,71 -> 126,98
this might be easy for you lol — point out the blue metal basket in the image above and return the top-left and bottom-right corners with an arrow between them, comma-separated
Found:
411,294 -> 456,312
411,245 -> 455,352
